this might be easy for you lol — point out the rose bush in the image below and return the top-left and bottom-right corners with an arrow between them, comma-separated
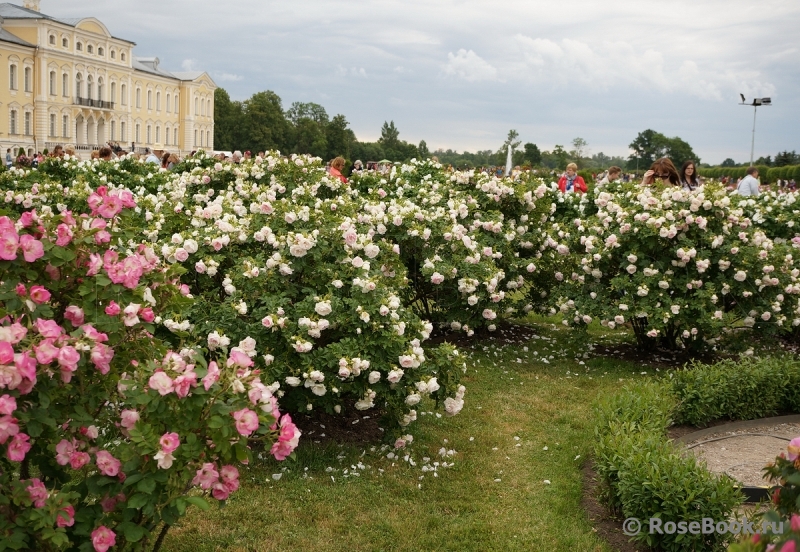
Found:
0,196 -> 298,550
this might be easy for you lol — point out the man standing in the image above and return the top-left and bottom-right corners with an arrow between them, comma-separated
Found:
144,148 -> 160,164
737,167 -> 760,197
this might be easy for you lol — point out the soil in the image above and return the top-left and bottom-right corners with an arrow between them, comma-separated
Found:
684,422 -> 800,487
582,461 -> 648,552
292,401 -> 386,446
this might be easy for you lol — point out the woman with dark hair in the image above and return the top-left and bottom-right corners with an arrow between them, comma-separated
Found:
679,160 -> 700,191
642,157 -> 680,186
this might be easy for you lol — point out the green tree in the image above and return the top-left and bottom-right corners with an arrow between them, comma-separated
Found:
241,91 -> 290,153
570,137 -> 588,159
628,129 -> 699,169
754,155 -> 772,166
418,140 -> 430,159
379,121 -> 401,151
213,88 -> 243,151
774,150 -> 799,167
523,142 -> 541,165
326,114 -> 354,160
720,158 -> 737,167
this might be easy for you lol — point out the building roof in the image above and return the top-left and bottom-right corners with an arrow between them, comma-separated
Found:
132,56 -> 178,79
0,3 -> 134,43
171,71 -> 204,81
0,25 -> 33,46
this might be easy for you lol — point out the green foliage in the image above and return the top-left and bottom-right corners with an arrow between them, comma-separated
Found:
628,129 -> 700,169
671,356 -> 800,426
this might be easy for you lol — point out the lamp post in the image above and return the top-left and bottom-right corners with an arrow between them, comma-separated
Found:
739,94 -> 772,166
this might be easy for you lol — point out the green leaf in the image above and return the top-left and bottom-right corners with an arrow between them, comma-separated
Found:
123,524 -> 147,543
185,496 -> 210,511
25,420 -> 42,438
208,416 -> 225,429
137,477 -> 156,494
126,493 -> 149,509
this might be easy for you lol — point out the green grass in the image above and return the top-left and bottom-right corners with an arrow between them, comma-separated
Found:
161,319 -> 671,552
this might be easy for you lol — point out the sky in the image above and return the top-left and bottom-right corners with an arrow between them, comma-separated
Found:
49,0 -> 800,164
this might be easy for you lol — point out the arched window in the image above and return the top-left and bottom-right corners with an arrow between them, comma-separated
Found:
49,71 -> 56,95
201,98 -> 205,116
98,47 -> 104,56
207,130 -> 211,147
121,84 -> 127,105
121,52 -> 126,61
147,90 -> 152,109
23,67 -> 31,92
207,99 -> 212,118
111,50 -> 116,60
194,129 -> 197,146
76,42 -> 82,51
110,82 -> 116,104
87,45 -> 93,54
135,123 -> 140,143
155,125 -> 160,143
9,110 -> 17,134
50,113 -> 56,137
62,73 -> 68,96
111,120 -> 116,140
62,37 -> 68,48
75,73 -> 82,97
146,124 -> 152,143
49,34 -> 56,45
174,127 -> 178,146
87,75 -> 93,100
121,121 -> 126,141
166,93 -> 171,113
62,114 -> 69,137
194,97 -> 198,115
9,64 -> 17,90
174,92 -> 179,113
24,112 -> 31,135
156,91 -> 161,111
97,78 -> 104,101
135,88 -> 141,108
165,126 -> 170,146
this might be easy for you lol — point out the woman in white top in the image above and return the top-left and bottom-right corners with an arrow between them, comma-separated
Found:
679,160 -> 700,191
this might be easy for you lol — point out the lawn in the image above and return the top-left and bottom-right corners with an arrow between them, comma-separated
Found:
161,318 -> 671,552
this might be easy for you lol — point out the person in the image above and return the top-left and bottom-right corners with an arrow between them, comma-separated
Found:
161,152 -> 171,169
642,158 -> 680,186
597,166 -> 621,186
90,150 -> 100,160
329,157 -> 348,184
231,150 -> 242,163
99,147 -> 113,161
5,148 -> 12,168
167,153 -> 179,169
64,144 -> 76,157
679,160 -> 700,191
144,148 -> 159,164
51,145 -> 64,158
352,160 -> 363,174
737,166 -> 760,197
558,163 -> 587,194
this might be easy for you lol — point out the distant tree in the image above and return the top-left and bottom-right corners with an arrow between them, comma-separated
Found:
523,142 -> 541,165
571,137 -> 588,159
720,158 -> 737,167
754,155 -> 773,167
286,102 -> 329,126
325,114 -> 354,160
213,88 -> 244,151
774,150 -> 799,167
241,91 -> 290,153
379,121 -> 401,151
628,129 -> 699,169
418,140 -> 430,158
552,145 -> 569,168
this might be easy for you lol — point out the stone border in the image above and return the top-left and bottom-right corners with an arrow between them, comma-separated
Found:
674,414 -> 800,502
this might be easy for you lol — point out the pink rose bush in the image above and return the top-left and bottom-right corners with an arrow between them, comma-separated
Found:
0,198 -> 298,551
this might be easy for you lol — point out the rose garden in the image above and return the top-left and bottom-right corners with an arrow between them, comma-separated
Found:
1,152 -> 800,551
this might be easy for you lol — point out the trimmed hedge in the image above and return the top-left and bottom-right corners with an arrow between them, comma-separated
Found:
672,356 -> 800,426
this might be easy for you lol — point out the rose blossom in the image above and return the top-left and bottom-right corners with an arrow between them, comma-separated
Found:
104,301 -> 121,316
148,371 -> 174,395
91,526 -> 116,552
270,413 -> 301,461
26,478 -> 48,507
120,410 -> 140,430
192,462 -> 219,489
159,432 -> 181,454
232,408 -> 259,436
95,450 -> 121,477
7,433 -> 32,461
56,504 -> 75,527
0,395 -> 16,416
29,285 -> 51,304
64,306 -> 85,326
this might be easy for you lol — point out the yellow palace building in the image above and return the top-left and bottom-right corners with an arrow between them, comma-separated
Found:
0,0 -> 216,157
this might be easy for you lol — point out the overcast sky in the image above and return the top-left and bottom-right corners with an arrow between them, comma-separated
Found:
51,0 -> 799,164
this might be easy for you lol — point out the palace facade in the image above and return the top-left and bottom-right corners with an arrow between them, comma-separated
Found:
0,0 -> 216,157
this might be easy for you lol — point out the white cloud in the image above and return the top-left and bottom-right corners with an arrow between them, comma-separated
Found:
443,49 -> 498,82
181,58 -> 198,71
215,72 -> 244,82
335,66 -> 367,78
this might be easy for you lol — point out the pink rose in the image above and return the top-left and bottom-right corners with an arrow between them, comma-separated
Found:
0,227 -> 19,260
86,253 -> 103,276
270,413 -> 301,461
791,513 -> 800,532
91,526 -> 116,552
0,323 -> 27,344
29,286 -> 51,304
57,346 -> 80,370
159,432 -> 180,454
226,350 -> 253,369
0,394 -> 16,416
173,371 -> 197,398
34,339 -> 60,364
789,437 -> 800,461
95,450 -> 121,477
104,301 -> 121,316
0,415 -> 20,444
55,223 -> 74,246
18,211 -> 35,227
35,318 -> 64,339
192,462 -> 219,489
64,306 -> 85,326
15,283 -> 26,296
232,408 -> 259,436
90,343 -> 114,374
202,361 -> 220,390
148,371 -> 174,395
69,451 -> 91,470
7,433 -> 31,461
140,307 -> 155,323
55,439 -> 75,465
120,410 -> 140,430
0,342 -> 14,364
97,196 -> 123,219
26,478 -> 48,507
19,234 -> 44,262
56,503 -> 75,527
81,324 -> 109,342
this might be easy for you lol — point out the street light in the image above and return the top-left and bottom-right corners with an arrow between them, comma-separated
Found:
739,94 -> 772,166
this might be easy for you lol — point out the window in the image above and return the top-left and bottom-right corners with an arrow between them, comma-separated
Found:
50,113 -> 56,137
49,71 -> 56,95
76,42 -> 82,51
207,99 -> 212,118
9,110 -> 17,134
121,52 -> 126,61
156,91 -> 161,111
98,47 -> 104,56
174,92 -> 179,112
194,129 -> 197,146
207,131 -> 211,147
97,78 -> 104,101
135,88 -> 141,108
155,125 -> 160,143
146,125 -> 151,143
87,75 -> 93,100
165,126 -> 170,145
135,123 -> 140,143
173,127 -> 178,146
194,97 -> 198,115
87,45 -> 93,54
62,114 -> 69,137
147,90 -> 152,110
201,98 -> 205,116
62,73 -> 68,96
121,121 -> 126,141
121,84 -> 127,105
166,93 -> 171,113
24,67 -> 31,92
49,34 -> 56,45
24,112 -> 31,135
10,65 -> 17,90
110,82 -> 116,104
62,37 -> 68,48
111,50 -> 116,60
111,120 -> 116,141
75,73 -> 82,97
